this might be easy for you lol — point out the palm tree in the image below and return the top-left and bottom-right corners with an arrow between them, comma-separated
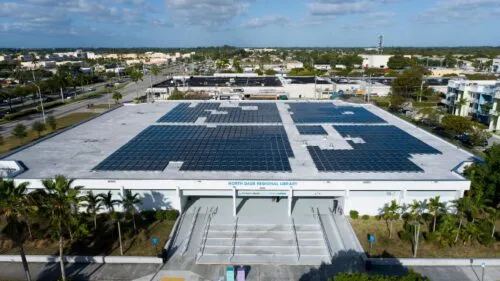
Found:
121,190 -> 142,231
0,179 -> 33,281
130,69 -> 144,99
150,65 -> 161,85
408,200 -> 427,258
41,175 -> 84,281
112,91 -> 122,104
381,200 -> 401,239
455,97 -> 467,115
452,196 -> 473,243
82,191 -> 103,232
428,196 -> 445,232
100,191 -> 124,255
485,204 -> 499,238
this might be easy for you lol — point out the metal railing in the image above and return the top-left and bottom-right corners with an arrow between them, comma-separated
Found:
181,207 -> 200,256
229,217 -> 239,262
328,207 -> 346,250
197,207 -> 217,261
290,217 -> 300,261
316,208 -> 333,260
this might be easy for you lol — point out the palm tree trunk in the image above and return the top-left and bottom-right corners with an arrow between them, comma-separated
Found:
94,214 -> 97,232
59,228 -> 66,281
135,82 -> 139,99
413,224 -> 420,258
117,220 -> 123,256
492,224 -> 496,238
389,220 -> 393,239
27,222 -> 32,240
132,213 -> 137,231
433,215 -> 437,232
455,217 -> 463,243
18,243 -> 32,281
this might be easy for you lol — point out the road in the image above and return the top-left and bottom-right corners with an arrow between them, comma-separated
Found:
0,262 -> 499,281
0,74 -> 160,137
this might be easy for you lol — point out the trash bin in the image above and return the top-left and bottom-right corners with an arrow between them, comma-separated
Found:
236,265 -> 245,281
226,265 -> 235,281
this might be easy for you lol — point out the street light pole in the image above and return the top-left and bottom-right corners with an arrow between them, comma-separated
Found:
31,69 -> 46,124
481,263 -> 485,281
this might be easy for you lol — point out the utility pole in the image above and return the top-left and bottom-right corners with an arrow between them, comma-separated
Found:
32,69 -> 46,124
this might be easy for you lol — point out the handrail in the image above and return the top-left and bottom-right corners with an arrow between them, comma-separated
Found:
181,207 -> 200,256
197,207 -> 215,261
316,208 -> 333,259
290,217 -> 300,261
329,207 -> 346,250
229,217 -> 238,262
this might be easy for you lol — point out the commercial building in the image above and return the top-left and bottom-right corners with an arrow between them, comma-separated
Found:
0,101 -> 473,264
360,54 -> 411,69
492,58 -> 500,73
443,79 -> 500,131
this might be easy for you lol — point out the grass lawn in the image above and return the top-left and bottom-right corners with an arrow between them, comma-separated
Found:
350,217 -> 500,258
0,214 -> 176,257
0,112 -> 98,154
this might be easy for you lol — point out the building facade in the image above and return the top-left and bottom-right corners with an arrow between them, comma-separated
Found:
444,79 -> 500,131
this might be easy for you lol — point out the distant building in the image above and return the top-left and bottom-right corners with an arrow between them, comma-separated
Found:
313,64 -> 331,71
361,54 -> 411,69
492,58 -> 500,73
285,61 -> 304,70
443,79 -> 500,131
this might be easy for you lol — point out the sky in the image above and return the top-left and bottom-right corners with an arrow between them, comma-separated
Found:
1,0 -> 500,48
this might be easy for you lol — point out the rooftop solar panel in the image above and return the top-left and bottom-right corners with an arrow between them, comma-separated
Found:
296,125 -> 327,135
287,103 -> 386,124
94,125 -> 293,172
157,102 -> 282,123
306,125 -> 440,173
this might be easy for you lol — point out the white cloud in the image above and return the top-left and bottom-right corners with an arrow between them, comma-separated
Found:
0,0 -> 160,36
308,1 -> 373,16
241,15 -> 289,28
165,0 -> 252,27
418,0 -> 500,23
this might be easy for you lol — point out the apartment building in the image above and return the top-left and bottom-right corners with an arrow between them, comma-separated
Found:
444,79 -> 500,131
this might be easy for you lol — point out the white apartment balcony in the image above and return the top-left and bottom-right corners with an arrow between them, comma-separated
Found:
495,91 -> 500,99
468,108 -> 477,114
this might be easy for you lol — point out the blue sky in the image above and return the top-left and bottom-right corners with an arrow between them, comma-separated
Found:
1,0 -> 500,48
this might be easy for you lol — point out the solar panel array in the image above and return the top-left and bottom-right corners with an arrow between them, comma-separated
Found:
157,103 -> 282,123
306,125 -> 440,173
307,147 -> 423,172
296,125 -> 327,135
287,103 -> 386,124
94,125 -> 293,172
333,125 -> 441,154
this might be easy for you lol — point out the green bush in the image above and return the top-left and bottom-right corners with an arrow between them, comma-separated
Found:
4,108 -> 38,120
140,210 -> 156,221
164,209 -> 179,221
331,271 -> 430,281
362,215 -> 370,220
37,101 -> 64,111
154,210 -> 166,221
349,210 -> 359,219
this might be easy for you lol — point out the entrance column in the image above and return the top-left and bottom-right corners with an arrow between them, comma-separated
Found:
288,187 -> 293,217
232,187 -> 237,217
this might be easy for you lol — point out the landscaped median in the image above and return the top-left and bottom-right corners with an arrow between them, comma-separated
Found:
0,112 -> 99,154
349,216 -> 500,259
0,210 -> 178,257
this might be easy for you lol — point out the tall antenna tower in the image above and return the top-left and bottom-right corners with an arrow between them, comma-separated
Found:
378,35 -> 384,54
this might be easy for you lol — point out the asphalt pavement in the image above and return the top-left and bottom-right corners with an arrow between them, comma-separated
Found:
0,261 -> 499,281
0,74 -> 160,137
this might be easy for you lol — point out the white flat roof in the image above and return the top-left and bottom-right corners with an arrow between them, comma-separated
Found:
2,101 -> 474,181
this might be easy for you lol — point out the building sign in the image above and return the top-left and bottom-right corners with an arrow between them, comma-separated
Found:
238,190 -> 289,197
228,181 -> 298,188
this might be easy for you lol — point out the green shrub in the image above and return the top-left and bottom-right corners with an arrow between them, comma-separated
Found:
349,210 -> 359,219
4,108 -> 38,120
37,101 -> 64,111
154,210 -> 165,221
140,210 -> 156,221
332,270 -> 430,281
361,215 -> 370,220
164,209 -> 179,221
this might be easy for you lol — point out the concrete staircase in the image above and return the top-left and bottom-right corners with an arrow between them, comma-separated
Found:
196,223 -> 330,265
